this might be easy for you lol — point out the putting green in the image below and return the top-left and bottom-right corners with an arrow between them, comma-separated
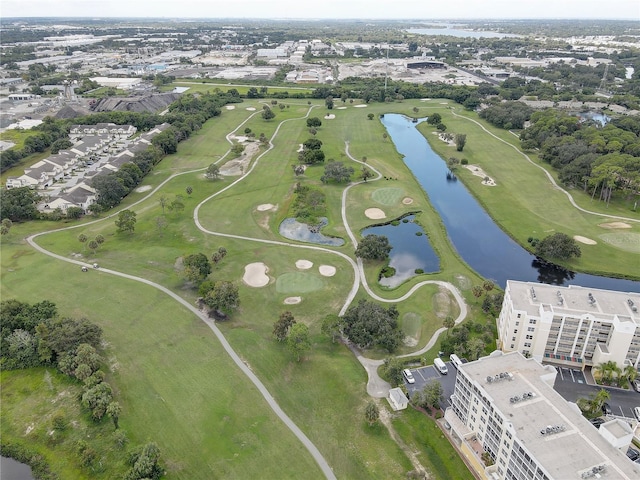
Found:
371,187 -> 404,206
598,233 -> 640,254
276,272 -> 325,293
401,312 -> 422,340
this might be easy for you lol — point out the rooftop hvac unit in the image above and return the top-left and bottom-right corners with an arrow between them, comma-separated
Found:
486,376 -> 493,383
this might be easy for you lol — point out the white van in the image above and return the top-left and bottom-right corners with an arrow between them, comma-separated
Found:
434,358 -> 449,375
450,354 -> 463,369
403,369 -> 415,384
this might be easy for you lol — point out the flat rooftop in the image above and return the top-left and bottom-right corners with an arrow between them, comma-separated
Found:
461,352 -> 640,479
507,281 -> 640,324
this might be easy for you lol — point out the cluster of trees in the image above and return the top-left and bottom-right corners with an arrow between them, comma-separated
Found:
593,360 -> 637,388
439,321 -> 493,361
528,232 -> 581,261
355,234 -> 392,261
341,300 -> 403,353
292,183 -> 326,225
298,138 -> 325,165
411,380 -> 444,411
0,187 -> 40,221
478,100 -> 534,129
180,248 -> 239,318
272,311 -> 311,361
520,110 -> 640,205
321,160 -> 354,184
78,233 -> 105,254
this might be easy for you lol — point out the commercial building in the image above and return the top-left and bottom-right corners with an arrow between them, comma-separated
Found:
498,281 -> 640,369
447,351 -> 640,479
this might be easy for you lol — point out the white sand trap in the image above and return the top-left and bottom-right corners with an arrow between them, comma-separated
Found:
354,104 -> 368,108
243,262 -> 269,287
257,203 -> 275,211
365,208 -> 386,219
435,132 -> 455,146
284,296 -> 302,305
574,235 -> 597,245
319,265 -> 336,277
230,135 -> 248,143
225,105 -> 236,110
324,114 -> 336,119
421,98 -> 431,101
246,107 -> 256,111
402,197 -> 414,205
337,106 -> 347,110
135,185 -> 152,193
297,143 -> 304,152
465,165 -> 496,186
295,259 -> 313,269
599,222 -> 632,229
440,102 -> 448,105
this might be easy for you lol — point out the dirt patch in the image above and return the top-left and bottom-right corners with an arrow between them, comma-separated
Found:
324,114 -> 336,119
284,296 -> 302,305
365,208 -> 386,219
599,222 -> 632,229
433,289 -> 453,318
257,203 -> 275,211
135,185 -> 152,193
319,265 -> 336,277
296,259 -> 313,269
220,141 -> 260,176
402,197 -> 414,205
243,262 -> 269,287
465,164 -> 496,186
403,336 -> 418,347
455,274 -> 472,291
574,235 -> 597,245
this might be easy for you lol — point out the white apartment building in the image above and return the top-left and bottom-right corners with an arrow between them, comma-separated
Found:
447,351 -> 640,480
498,281 -> 640,369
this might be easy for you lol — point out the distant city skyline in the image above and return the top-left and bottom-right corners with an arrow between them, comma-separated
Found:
2,0 -> 639,20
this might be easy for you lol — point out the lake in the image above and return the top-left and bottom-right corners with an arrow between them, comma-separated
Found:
381,113 -> 639,292
0,456 -> 35,480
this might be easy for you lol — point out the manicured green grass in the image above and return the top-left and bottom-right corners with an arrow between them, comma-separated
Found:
419,106 -> 640,279
275,271 -> 326,293
371,187 -> 405,206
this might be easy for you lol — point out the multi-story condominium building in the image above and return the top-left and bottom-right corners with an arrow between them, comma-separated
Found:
498,281 -> 640,369
447,351 -> 640,480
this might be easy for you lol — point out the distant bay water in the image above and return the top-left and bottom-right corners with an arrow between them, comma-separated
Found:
406,26 -> 520,38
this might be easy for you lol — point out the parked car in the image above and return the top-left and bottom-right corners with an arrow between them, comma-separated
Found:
402,369 -> 415,384
602,403 -> 612,415
632,380 -> 640,392
626,448 -> 640,462
589,417 -> 605,429
633,407 -> 640,421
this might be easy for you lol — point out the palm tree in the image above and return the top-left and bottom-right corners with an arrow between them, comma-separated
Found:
623,365 -> 638,384
443,316 -> 455,336
591,388 -> 610,414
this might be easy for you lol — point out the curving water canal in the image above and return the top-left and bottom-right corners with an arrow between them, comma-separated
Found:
381,113 -> 640,292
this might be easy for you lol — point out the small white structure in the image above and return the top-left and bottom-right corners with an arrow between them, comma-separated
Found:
387,387 -> 409,411
599,419 -> 634,451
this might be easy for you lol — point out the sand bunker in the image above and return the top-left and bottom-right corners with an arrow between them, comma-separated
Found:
225,105 -> 236,110
284,296 -> 302,305
435,132 -> 455,146
257,203 -> 275,211
243,262 -> 269,287
135,185 -> 152,193
599,222 -> 632,229
574,235 -> 597,245
465,165 -> 496,186
295,259 -> 313,270
319,265 -> 336,277
246,107 -> 256,111
354,104 -> 368,108
324,114 -> 336,119
337,106 -> 347,110
402,197 -> 414,205
365,208 -> 386,219
297,143 -> 304,152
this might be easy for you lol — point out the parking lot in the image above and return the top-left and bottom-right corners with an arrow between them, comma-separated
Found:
404,361 -> 459,408
556,367 -> 587,384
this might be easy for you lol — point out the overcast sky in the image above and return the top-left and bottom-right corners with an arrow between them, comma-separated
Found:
2,0 -> 639,20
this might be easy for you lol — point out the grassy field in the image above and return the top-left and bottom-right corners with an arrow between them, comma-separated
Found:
2,98 -> 487,479
417,102 -> 640,279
